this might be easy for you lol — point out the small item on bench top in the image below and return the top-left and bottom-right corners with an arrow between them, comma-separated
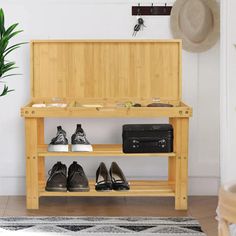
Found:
124,101 -> 134,108
147,103 -> 173,107
47,103 -> 67,108
32,103 -> 67,108
133,103 -> 142,107
32,103 -> 46,108
81,104 -> 104,108
124,101 -> 142,108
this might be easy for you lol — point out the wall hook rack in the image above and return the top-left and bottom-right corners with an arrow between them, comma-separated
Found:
132,4 -> 172,16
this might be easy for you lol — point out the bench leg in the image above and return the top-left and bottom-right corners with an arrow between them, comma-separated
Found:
170,118 -> 189,210
25,118 -> 39,209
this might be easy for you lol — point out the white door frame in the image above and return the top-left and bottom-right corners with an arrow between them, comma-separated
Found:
220,0 -> 230,184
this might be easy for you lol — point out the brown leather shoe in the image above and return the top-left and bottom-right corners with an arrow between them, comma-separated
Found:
45,162 -> 67,192
67,161 -> 90,192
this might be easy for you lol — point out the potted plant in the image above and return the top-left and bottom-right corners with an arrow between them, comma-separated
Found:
0,8 -> 25,97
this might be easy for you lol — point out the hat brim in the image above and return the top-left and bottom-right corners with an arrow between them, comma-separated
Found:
170,0 -> 220,53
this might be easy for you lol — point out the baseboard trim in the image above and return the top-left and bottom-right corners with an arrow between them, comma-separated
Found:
0,177 -> 26,196
0,176 -> 220,196
188,176 -> 220,196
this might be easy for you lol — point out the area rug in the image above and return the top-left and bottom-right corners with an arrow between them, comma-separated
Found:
0,216 -> 206,236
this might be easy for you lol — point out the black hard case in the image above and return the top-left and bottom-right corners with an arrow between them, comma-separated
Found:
122,124 -> 173,153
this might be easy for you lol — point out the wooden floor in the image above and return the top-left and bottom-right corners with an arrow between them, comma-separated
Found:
0,196 -> 218,236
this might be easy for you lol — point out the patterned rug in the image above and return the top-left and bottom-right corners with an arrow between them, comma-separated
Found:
0,216 -> 206,236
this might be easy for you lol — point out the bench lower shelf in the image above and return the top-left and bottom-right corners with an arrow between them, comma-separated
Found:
37,144 -> 176,157
39,180 -> 175,197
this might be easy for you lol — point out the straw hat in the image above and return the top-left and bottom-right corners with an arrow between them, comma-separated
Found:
170,0 -> 220,53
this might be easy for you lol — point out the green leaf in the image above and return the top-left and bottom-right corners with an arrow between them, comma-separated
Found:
0,62 -> 17,76
2,66 -> 18,75
0,9 -> 5,38
0,36 -> 9,54
2,73 -> 21,78
3,42 -> 27,58
4,23 -> 18,37
2,61 -> 15,70
0,84 -> 14,97
3,46 -> 20,58
0,31 -> 22,55
4,42 -> 27,53
4,30 -> 23,41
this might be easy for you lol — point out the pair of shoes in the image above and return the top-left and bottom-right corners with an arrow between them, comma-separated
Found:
95,162 -> 130,191
48,124 -> 93,152
45,161 -> 89,192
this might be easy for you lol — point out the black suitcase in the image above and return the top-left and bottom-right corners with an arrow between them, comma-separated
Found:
122,124 -> 173,153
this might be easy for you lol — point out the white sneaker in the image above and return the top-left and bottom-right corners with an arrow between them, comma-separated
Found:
71,124 -> 93,152
48,126 -> 69,152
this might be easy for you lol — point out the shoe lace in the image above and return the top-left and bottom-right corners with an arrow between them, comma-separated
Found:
76,166 -> 86,176
70,167 -> 85,180
57,129 -> 66,137
77,168 -> 85,177
74,131 -> 88,143
51,130 -> 67,144
56,134 -> 66,142
48,163 -> 66,177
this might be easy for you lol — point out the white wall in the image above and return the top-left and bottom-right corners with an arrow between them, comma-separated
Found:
220,0 -> 236,183
0,0 -> 220,195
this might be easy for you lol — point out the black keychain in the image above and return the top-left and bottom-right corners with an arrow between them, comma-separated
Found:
133,17 -> 146,36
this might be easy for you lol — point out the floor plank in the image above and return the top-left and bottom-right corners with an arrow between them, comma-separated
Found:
0,196 -> 8,210
0,210 -> 5,217
189,196 -> 218,218
198,216 -> 218,236
1,196 -> 218,236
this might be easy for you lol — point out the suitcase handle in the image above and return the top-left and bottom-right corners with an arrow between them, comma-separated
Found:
127,138 -> 167,146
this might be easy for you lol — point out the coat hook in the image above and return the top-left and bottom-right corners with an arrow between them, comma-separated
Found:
137,8 -> 140,15
164,3 -> 167,13
150,3 -> 154,13
137,3 -> 141,15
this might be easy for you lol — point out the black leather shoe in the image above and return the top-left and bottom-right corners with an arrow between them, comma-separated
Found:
110,162 -> 130,191
45,162 -> 67,192
67,161 -> 90,192
95,162 -> 112,191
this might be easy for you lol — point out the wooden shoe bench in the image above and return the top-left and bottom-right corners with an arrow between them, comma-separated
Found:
21,40 -> 192,210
